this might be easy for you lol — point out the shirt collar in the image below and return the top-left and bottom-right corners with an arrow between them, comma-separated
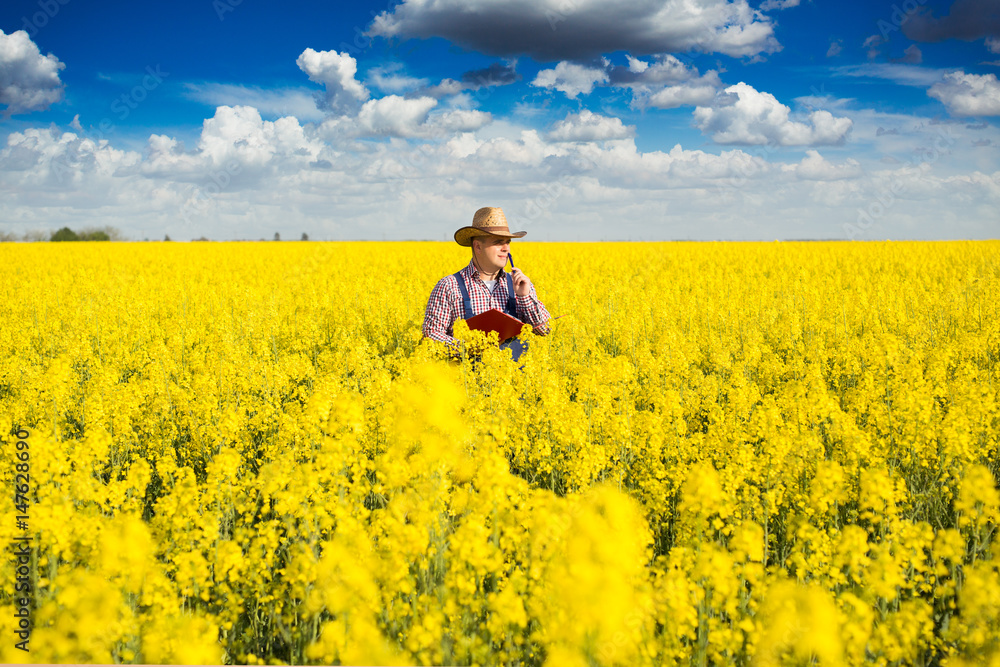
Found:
462,258 -> 506,284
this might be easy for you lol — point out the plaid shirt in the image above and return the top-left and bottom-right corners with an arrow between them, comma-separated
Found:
423,260 -> 551,344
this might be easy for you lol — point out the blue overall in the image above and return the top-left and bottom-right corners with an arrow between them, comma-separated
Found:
453,271 -> 527,361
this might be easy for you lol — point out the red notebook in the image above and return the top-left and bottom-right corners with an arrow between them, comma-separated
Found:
465,309 -> 525,342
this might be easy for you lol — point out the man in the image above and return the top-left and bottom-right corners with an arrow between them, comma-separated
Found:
423,207 -> 550,354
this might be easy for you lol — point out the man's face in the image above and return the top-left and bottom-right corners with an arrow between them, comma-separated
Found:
474,236 -> 510,272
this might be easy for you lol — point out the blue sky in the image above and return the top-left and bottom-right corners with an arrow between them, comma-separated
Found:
1,0 -> 997,240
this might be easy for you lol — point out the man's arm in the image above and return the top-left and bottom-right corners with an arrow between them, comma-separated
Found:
422,277 -> 460,344
515,284 -> 551,335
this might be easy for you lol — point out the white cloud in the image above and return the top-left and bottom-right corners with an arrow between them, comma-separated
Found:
422,78 -> 466,98
0,29 -> 65,115
693,82 -> 853,145
421,62 -> 520,98
441,92 -> 477,110
627,56 -> 648,74
988,36 -> 1000,54
138,134 -> 205,178
198,106 -> 319,166
532,61 -> 609,99
613,55 -> 697,87
581,141 -> 777,189
429,108 -> 493,134
609,55 -> 723,109
863,34 -> 886,60
0,98 -> 997,241
547,110 -> 634,142
136,106 -> 324,189
928,71 -> 1000,116
760,0 -> 800,10
0,127 -> 140,197
368,0 -> 779,61
789,150 -> 863,180
793,93 -> 855,112
641,73 -> 723,109
183,83 -> 326,121
366,64 -> 429,94
890,44 -> 923,65
295,48 -> 369,113
827,40 -> 843,58
357,95 -> 438,137
313,91 -> 491,140
470,129 -> 561,166
830,63 -> 947,87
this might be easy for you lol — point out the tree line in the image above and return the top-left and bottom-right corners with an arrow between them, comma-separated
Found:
0,228 -> 312,242
0,226 -> 124,242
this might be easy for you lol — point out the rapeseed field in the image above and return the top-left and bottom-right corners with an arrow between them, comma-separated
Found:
0,240 -> 997,665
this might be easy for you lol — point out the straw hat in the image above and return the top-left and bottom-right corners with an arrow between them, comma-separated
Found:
454,207 -> 527,247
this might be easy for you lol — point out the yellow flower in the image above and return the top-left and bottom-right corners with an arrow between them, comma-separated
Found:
755,580 -> 845,666
1,239 -> 997,665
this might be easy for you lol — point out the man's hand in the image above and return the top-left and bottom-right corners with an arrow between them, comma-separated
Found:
511,268 -> 532,297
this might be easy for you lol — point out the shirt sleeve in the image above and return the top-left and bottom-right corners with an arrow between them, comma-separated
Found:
515,284 -> 551,335
422,277 -> 459,344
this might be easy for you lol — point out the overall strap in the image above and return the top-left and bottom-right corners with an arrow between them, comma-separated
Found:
453,271 -> 472,319
504,273 -> 517,317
